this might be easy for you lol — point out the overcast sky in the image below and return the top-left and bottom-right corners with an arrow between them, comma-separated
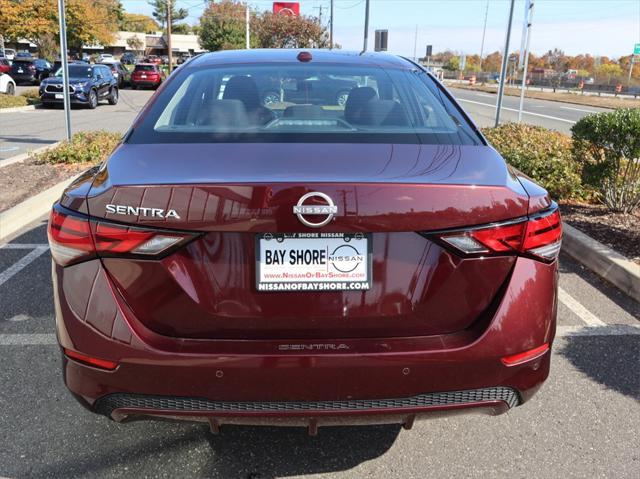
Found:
122,0 -> 640,58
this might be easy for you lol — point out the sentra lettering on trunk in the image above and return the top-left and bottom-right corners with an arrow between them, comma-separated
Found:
105,204 -> 181,219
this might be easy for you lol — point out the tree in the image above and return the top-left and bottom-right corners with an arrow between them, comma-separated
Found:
126,36 -> 144,54
148,0 -> 188,30
199,0 -> 248,51
0,0 -> 119,55
253,12 -> 329,49
172,23 -> 193,35
120,12 -> 160,33
482,51 -> 502,73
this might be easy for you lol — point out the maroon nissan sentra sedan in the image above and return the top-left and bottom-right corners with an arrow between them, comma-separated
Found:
48,49 -> 561,434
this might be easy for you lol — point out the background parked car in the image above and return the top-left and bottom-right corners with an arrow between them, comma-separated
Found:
130,63 -> 165,89
2,49 -> 16,62
0,58 -> 11,74
15,51 -> 33,60
40,63 -> 118,109
121,52 -> 137,65
99,60 -> 130,88
144,55 -> 162,65
0,73 -> 16,95
98,53 -> 114,63
176,53 -> 192,65
33,59 -> 53,82
10,59 -> 39,85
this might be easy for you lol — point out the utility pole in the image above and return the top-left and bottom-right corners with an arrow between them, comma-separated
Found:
413,25 -> 418,62
479,0 -> 489,71
330,0 -> 334,49
314,5 -> 323,26
495,0 -> 516,127
57,0 -> 71,140
246,2 -> 250,49
361,0 -> 370,54
629,58 -> 635,85
518,1 -> 535,122
167,0 -> 173,73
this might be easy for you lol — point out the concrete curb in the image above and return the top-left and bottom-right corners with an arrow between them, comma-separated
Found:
0,141 -> 62,169
0,175 -> 77,242
562,223 -> 640,302
0,104 -> 38,113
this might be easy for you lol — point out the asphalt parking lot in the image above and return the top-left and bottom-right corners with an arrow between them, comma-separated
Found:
0,218 -> 638,479
0,88 -> 154,162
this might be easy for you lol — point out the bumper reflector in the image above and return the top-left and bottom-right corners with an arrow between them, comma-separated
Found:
501,343 -> 549,366
64,348 -> 118,371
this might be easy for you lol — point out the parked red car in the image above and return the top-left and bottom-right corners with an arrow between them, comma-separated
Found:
49,50 -> 560,434
130,63 -> 164,89
144,55 -> 162,65
0,58 -> 11,74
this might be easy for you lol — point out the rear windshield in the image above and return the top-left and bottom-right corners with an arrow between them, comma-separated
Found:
128,63 -> 480,145
135,65 -> 156,72
12,61 -> 33,67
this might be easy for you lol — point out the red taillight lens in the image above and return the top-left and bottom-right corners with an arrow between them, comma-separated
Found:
64,348 -> 118,370
48,206 -> 193,266
430,206 -> 562,263
48,208 -> 95,266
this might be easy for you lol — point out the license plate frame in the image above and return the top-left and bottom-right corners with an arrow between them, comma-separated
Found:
255,232 -> 372,292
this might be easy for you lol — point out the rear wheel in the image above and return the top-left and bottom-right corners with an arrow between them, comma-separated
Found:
336,90 -> 350,106
108,87 -> 119,105
131,84 -> 137,90
87,89 -> 98,109
6,82 -> 15,95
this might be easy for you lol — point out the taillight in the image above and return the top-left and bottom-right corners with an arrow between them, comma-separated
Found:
64,348 -> 118,370
426,206 -> 562,263
48,206 -> 195,266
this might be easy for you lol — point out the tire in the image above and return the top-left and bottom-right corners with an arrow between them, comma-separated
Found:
108,87 -> 118,105
261,91 -> 280,106
6,82 -> 15,96
131,84 -> 137,90
87,89 -> 98,109
335,90 -> 350,107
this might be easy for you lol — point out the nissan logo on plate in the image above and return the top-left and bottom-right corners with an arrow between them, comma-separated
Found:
293,192 -> 337,228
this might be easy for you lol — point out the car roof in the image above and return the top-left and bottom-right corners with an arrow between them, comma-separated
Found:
188,49 -> 416,70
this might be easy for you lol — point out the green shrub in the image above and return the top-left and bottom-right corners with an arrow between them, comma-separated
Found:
571,108 -> 640,213
34,131 -> 121,165
482,123 -> 587,200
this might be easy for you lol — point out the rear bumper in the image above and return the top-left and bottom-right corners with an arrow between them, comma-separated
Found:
131,79 -> 160,87
41,91 -> 90,105
53,256 -> 557,426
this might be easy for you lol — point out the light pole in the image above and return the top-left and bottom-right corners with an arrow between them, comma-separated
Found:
330,0 -> 334,49
361,0 -> 370,54
246,2 -> 250,49
57,0 -> 71,141
479,0 -> 489,71
518,1 -> 535,122
167,0 -> 173,73
495,0 -> 516,127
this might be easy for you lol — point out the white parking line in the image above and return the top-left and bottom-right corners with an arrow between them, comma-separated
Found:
560,106 -> 599,113
0,334 -> 57,345
557,324 -> 640,337
457,98 -> 576,124
558,287 -> 607,327
0,243 -> 49,249
0,246 -> 49,287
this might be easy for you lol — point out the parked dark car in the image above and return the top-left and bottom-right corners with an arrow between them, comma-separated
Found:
34,59 -> 54,82
48,50 -> 561,432
0,58 -> 10,74
121,52 -> 137,65
39,63 -> 118,109
130,63 -> 165,89
144,55 -> 162,65
10,59 -> 39,85
99,61 -> 130,88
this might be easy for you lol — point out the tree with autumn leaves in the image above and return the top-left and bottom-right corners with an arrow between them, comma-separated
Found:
198,0 -> 330,52
0,0 -> 121,57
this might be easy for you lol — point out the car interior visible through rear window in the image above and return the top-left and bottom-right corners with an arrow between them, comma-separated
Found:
129,63 -> 481,145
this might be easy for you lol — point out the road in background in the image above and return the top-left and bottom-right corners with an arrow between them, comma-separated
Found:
0,89 -> 153,162
448,87 -> 611,134
0,219 -> 638,478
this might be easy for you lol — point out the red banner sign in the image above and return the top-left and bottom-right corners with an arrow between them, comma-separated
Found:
273,2 -> 300,16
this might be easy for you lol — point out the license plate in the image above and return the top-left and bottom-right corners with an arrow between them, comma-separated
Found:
55,93 -> 63,99
17,69 -> 23,73
140,74 -> 147,78
256,233 -> 372,292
